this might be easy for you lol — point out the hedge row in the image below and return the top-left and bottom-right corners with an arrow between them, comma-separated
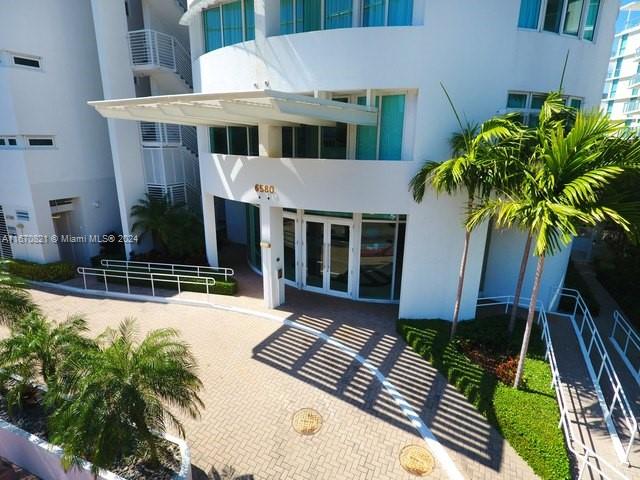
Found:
7,260 -> 76,283
103,266 -> 237,296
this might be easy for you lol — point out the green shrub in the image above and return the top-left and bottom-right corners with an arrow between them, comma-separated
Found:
7,260 -> 75,283
104,266 -> 237,296
398,317 -> 570,480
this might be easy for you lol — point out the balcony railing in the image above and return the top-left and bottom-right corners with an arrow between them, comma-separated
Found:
628,74 -> 640,89
624,100 -> 640,113
140,122 -> 197,154
128,29 -> 192,88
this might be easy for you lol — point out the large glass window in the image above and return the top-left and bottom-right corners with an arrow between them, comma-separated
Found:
210,126 -> 259,155
618,34 -> 628,56
203,1 -> 255,52
325,0 -> 352,29
295,125 -> 319,158
520,0 -> 599,41
359,219 -> 405,300
518,0 -> 542,29
563,0 -> 584,36
582,0 -> 600,41
246,204 -> 261,271
506,91 -> 584,125
356,94 -> 405,160
363,0 -> 412,26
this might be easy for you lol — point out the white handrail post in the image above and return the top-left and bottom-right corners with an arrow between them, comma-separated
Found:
126,270 -> 130,294
177,275 -> 181,295
151,273 -> 155,297
206,278 -> 210,303
82,269 -> 87,290
104,270 -> 108,292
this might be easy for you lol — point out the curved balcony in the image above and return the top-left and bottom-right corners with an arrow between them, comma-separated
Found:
128,29 -> 192,90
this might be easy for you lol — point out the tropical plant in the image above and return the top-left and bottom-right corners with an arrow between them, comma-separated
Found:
469,96 -> 640,387
0,312 -> 92,413
48,319 -> 204,472
130,193 -> 179,253
409,88 -> 520,338
0,269 -> 36,326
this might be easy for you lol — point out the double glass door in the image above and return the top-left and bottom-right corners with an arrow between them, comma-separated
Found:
303,218 -> 352,296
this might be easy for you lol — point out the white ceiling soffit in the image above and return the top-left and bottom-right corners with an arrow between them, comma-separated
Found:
88,90 -> 379,128
179,0 -> 219,25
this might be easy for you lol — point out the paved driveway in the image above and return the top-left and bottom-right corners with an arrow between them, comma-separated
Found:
3,284 -> 538,480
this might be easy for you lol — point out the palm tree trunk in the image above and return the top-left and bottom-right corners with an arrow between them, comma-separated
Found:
513,254 -> 545,389
509,232 -> 533,335
451,228 -> 471,339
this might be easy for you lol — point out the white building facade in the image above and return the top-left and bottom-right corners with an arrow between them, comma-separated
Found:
89,0 -> 617,319
601,2 -> 640,127
0,0 -> 121,265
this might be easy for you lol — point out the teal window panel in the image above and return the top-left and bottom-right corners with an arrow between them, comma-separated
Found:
583,0 -> 600,41
562,0 -> 584,36
222,1 -> 243,46
248,126 -> 259,155
507,93 -> 528,109
301,0 -> 322,32
356,96 -> 379,160
280,0 -> 295,33
388,0 -> 413,26
379,95 -> 405,160
543,0 -> 563,32
362,0 -> 385,26
325,0 -> 352,29
518,0 -> 541,28
244,0 -> 255,40
295,125 -> 319,158
203,7 -> 222,52
228,126 -> 248,155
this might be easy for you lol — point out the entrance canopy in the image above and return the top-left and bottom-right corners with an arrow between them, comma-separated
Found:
88,90 -> 378,127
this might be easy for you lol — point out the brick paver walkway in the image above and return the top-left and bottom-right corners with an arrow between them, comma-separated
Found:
7,245 -> 540,479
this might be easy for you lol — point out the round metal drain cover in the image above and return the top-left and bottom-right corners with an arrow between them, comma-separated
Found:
292,408 -> 323,436
399,444 -> 435,477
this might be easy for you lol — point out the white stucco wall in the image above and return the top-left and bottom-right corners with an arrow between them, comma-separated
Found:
185,0 -> 617,318
0,0 -> 121,265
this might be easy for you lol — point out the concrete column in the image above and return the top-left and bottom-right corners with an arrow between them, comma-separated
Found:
91,0 -> 148,258
260,206 -> 285,308
258,122 -> 282,157
202,193 -> 219,267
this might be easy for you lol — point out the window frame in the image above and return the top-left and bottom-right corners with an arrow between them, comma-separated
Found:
26,136 -> 55,148
505,91 -> 584,125
516,0 -> 599,42
0,136 -> 19,149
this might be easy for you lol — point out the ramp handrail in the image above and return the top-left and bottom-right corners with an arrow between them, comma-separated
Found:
555,288 -> 637,465
77,266 -> 215,300
100,259 -> 234,282
610,310 -> 640,387
477,296 -> 629,480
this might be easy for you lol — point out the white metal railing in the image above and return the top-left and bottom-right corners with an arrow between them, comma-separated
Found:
624,100 -> 640,114
610,310 -> 640,387
100,259 -> 234,282
140,123 -> 197,154
555,288 -> 638,465
147,182 -> 187,206
477,296 -> 629,480
629,74 -> 640,88
76,267 -> 215,300
128,29 -> 192,88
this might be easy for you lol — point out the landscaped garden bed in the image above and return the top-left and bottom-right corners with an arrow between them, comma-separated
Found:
6,260 -> 75,283
397,315 -> 570,480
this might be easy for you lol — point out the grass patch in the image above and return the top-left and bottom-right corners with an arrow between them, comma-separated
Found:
398,316 -> 570,480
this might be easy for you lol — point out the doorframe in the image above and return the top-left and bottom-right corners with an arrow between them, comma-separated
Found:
301,213 -> 354,298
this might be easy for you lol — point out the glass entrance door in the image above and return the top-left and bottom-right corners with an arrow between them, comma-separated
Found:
303,218 -> 352,296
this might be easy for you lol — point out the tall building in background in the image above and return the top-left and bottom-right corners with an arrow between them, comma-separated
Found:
90,0 -> 617,318
0,0 -> 121,265
602,1 -> 640,128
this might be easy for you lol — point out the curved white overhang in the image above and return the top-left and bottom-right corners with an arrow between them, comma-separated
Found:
179,0 -> 218,25
88,90 -> 378,127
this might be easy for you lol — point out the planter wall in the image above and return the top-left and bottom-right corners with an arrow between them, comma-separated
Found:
0,418 -> 191,480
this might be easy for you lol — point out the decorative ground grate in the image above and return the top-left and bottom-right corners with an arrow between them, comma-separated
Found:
291,408 -> 323,436
399,444 -> 435,477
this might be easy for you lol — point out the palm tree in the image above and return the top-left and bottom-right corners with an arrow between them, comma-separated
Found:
469,101 -> 640,388
0,312 -> 92,413
502,93 -> 577,335
131,193 -> 180,253
48,318 -> 203,472
410,99 -> 519,337
0,270 -> 36,326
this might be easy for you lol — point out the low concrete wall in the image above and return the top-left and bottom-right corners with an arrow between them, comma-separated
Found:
0,417 -> 191,480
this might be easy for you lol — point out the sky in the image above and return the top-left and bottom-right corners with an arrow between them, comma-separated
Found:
618,0 -> 640,31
